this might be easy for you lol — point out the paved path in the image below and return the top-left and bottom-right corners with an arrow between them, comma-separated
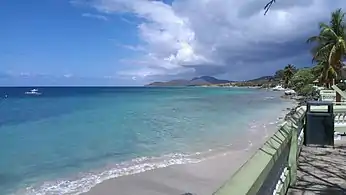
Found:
287,140 -> 346,195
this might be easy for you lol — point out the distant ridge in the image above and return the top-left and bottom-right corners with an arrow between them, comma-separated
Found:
146,76 -> 231,86
246,76 -> 274,82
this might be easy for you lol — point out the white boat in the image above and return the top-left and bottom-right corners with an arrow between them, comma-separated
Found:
25,89 -> 42,95
272,85 -> 285,91
284,89 -> 296,95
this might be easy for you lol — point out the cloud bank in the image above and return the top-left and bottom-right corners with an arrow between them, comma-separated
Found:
74,0 -> 346,81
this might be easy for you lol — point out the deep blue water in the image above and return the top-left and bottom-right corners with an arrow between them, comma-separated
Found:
0,87 -> 290,195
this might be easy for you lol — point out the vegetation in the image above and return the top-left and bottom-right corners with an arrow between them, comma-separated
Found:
270,65 -> 316,96
289,68 -> 315,96
295,9 -> 346,97
307,8 -> 346,84
283,64 -> 297,88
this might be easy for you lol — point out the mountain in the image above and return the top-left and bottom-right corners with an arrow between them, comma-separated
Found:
146,76 -> 230,86
146,79 -> 190,86
246,76 -> 274,82
190,76 -> 230,85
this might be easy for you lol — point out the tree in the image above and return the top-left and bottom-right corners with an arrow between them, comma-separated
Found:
274,69 -> 284,80
307,8 -> 346,101
283,64 -> 297,88
307,9 -> 346,83
290,68 -> 316,96
310,52 -> 337,85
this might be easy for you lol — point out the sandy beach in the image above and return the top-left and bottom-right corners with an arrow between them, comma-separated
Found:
82,101 -> 296,195
82,148 -> 252,195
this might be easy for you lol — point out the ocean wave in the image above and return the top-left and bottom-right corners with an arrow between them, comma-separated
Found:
17,153 -> 201,195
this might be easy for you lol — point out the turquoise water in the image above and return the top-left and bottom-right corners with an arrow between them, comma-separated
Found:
0,87 -> 290,195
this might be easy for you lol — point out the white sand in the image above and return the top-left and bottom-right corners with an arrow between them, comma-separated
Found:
82,147 -> 255,195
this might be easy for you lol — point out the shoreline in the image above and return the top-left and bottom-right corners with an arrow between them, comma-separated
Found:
81,101 -> 297,195
82,149 -> 254,195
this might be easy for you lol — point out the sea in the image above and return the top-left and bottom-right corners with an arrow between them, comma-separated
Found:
0,87 -> 293,195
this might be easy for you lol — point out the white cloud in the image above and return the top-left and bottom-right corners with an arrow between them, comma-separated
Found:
63,74 -> 73,78
82,13 -> 108,21
74,0 -> 346,81
19,72 -> 31,77
120,44 -> 146,52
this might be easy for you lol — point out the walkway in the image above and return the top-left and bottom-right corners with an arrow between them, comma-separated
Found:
287,140 -> 346,195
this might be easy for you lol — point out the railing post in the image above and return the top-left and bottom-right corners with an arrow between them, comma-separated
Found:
288,121 -> 298,186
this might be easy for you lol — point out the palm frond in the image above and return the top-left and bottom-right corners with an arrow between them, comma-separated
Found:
306,36 -> 321,43
321,27 -> 338,40
264,0 -> 275,15
319,22 -> 330,30
331,8 -> 346,35
314,43 -> 333,62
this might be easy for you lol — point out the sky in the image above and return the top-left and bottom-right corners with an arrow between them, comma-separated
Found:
1,0 -> 346,86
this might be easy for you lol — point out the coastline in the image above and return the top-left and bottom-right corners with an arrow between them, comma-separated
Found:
82,99 -> 297,195
82,148 -> 254,195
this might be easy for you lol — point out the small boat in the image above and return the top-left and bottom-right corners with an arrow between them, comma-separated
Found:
272,85 -> 285,91
25,89 -> 42,95
284,89 -> 296,95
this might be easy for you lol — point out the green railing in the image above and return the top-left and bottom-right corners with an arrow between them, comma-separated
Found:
214,104 -> 346,195
213,106 -> 306,195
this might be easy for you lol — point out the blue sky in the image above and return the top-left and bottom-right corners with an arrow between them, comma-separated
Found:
1,0 -> 346,86
1,0 -> 142,85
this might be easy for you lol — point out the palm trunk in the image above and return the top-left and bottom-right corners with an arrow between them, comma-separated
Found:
335,75 -> 342,103
336,92 -> 341,102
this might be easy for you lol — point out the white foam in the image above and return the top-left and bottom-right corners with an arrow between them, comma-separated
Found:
18,154 -> 201,195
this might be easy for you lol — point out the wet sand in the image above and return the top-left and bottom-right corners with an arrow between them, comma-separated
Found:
82,148 -> 253,195
82,128 -> 287,194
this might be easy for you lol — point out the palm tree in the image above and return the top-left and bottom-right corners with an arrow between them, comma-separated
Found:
283,64 -> 296,88
311,51 -> 337,87
306,9 -> 346,101
307,8 -> 346,84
